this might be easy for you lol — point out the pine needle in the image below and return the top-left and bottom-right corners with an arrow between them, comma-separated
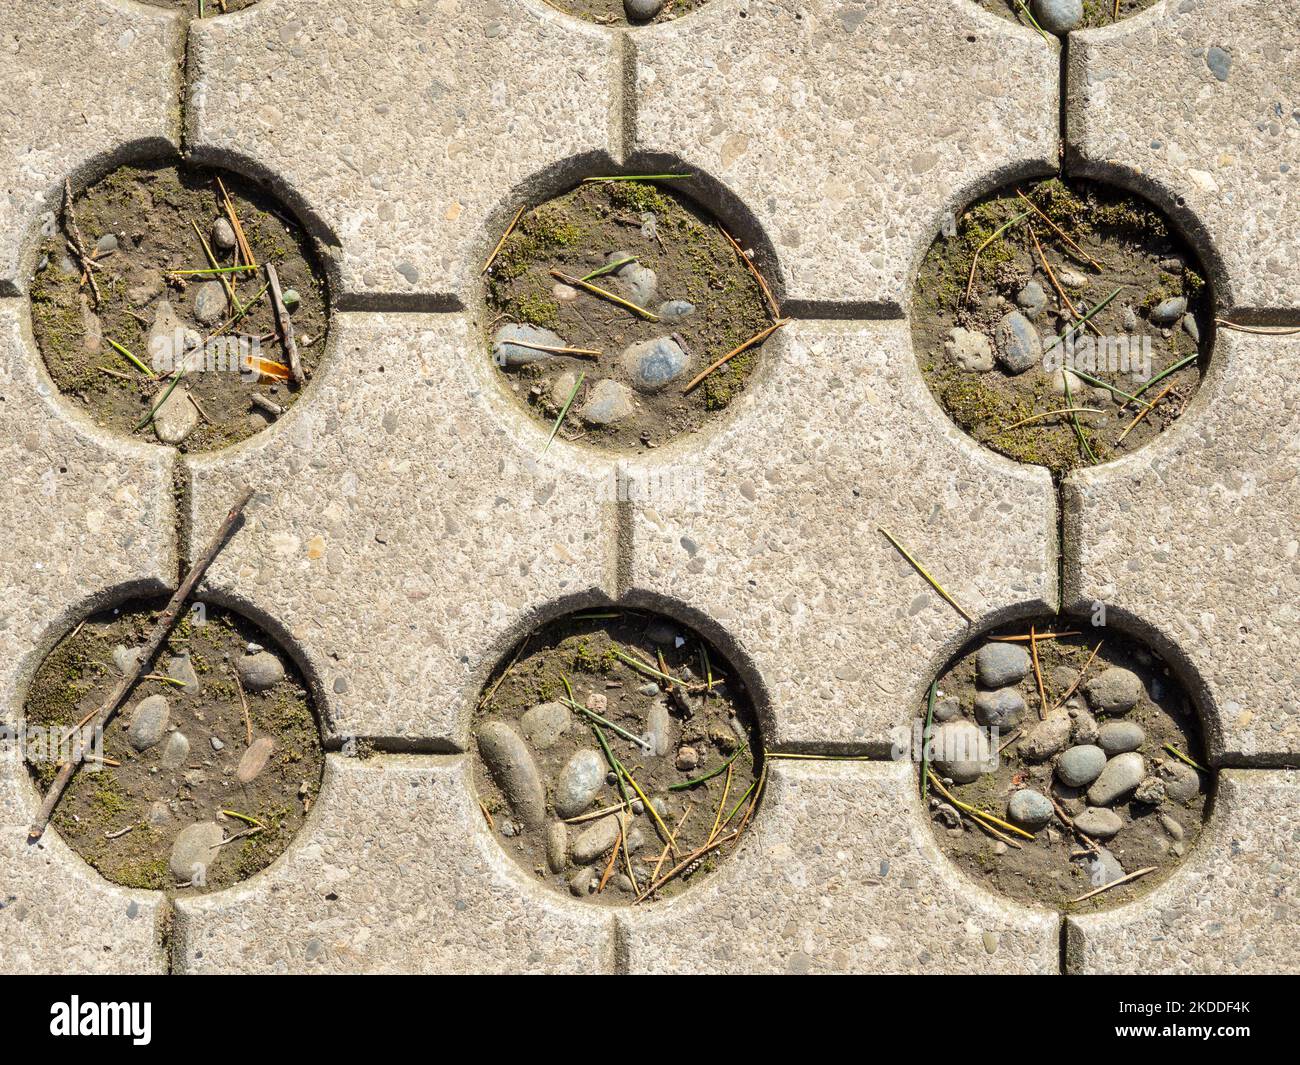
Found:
681,318 -> 788,394
542,371 -> 583,455
878,527 -> 974,624
106,338 -> 156,378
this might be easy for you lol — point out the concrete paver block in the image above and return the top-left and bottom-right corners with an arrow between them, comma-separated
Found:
1068,0 -> 1300,311
1066,769 -> 1300,974
1063,329 -> 1300,764
184,312 -> 615,744
173,753 -> 614,973
0,0 -> 182,292
633,0 -> 1060,311
187,0 -> 616,302
620,758 -> 1060,974
625,320 -> 1057,748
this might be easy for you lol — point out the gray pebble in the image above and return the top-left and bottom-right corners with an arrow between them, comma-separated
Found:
1181,314 -> 1200,343
1070,706 -> 1100,745
211,217 -> 237,252
1079,846 -> 1125,888
1149,296 -> 1188,326
932,697 -> 961,723
621,336 -> 689,393
571,814 -> 621,864
1206,45 -> 1231,82
519,701 -> 571,750
645,699 -> 673,757
579,378 -> 636,426
1134,776 -> 1167,805
168,822 -> 224,882
973,687 -> 1026,730
96,233 -> 119,255
1086,750 -> 1146,806
1056,744 -> 1107,788
624,0 -> 665,18
1007,788 -> 1053,830
994,310 -> 1042,374
1016,280 -> 1048,318
112,645 -> 141,675
160,730 -> 190,769
1098,720 -> 1145,755
237,651 -> 285,692
617,263 -> 658,307
569,866 -> 596,897
930,720 -> 993,784
546,821 -> 568,873
1020,709 -> 1073,762
1032,0 -> 1081,34
658,299 -> 695,322
976,642 -> 1030,688
554,749 -> 606,818
1085,667 -> 1143,714
147,801 -> 172,827
167,654 -> 200,693
209,736 -> 225,752
476,721 -> 547,829
152,385 -> 199,445
1159,812 -> 1185,840
1074,807 -> 1123,839
1160,760 -> 1201,804
193,280 -> 227,325
493,323 -> 566,368
126,695 -> 170,751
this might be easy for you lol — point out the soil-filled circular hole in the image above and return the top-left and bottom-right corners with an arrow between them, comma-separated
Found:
545,0 -> 709,26
912,176 -> 1211,474
137,0 -> 259,16
481,178 -> 777,451
975,0 -> 1159,33
918,619 -> 1211,912
23,599 -> 324,893
30,162 -> 329,451
472,610 -> 765,904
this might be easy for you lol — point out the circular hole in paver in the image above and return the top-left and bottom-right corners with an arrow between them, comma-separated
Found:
917,617 -> 1212,912
481,177 -> 778,452
543,0 -> 709,27
912,175 -> 1212,475
23,598 -> 324,892
472,609 -> 765,903
136,0 -> 259,17
974,0 -> 1159,33
31,161 -> 329,451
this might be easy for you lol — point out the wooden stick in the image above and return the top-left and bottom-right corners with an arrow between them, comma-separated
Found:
481,205 -> 525,275
721,227 -> 780,318
265,263 -> 304,385
550,269 -> 660,321
28,487 -> 255,840
63,180 -> 102,307
1116,379 -> 1177,444
1015,190 -> 1103,272
1071,866 -> 1156,904
1030,623 -> 1047,720
681,318 -> 789,395
232,667 -> 252,746
216,176 -> 256,269
1049,638 -> 1103,713
989,631 -> 1082,643
1028,224 -> 1102,337
878,526 -> 975,624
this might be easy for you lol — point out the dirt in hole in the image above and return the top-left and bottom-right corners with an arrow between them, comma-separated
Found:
976,0 -> 1159,31
31,162 -> 329,452
919,621 -> 1210,912
24,599 -> 324,893
472,611 -> 765,904
138,0 -> 259,15
548,0 -> 708,27
912,176 -> 1210,474
482,179 -> 775,451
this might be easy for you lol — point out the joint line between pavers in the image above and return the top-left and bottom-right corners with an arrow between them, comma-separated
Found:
335,292 -> 465,314
615,33 -> 638,167
782,299 -> 903,322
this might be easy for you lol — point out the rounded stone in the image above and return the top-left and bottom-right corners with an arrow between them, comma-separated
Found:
658,299 -> 695,322
211,217 -> 236,252
554,748 -> 606,818
126,695 -> 170,751
944,326 -> 994,372
192,280 -> 227,325
1160,761 -> 1202,804
994,309 -> 1042,374
1056,744 -> 1107,788
237,651 -> 285,692
1097,720 -> 1146,756
932,697 -> 961,723
624,0 -> 665,19
929,720 -> 994,784
621,336 -> 689,393
1032,0 -> 1082,34
159,729 -> 190,769
1016,279 -> 1048,318
545,821 -> 568,873
519,701 -> 572,750
973,687 -> 1025,729
152,385 -> 199,445
1149,296 -> 1189,326
976,642 -> 1031,688
1007,788 -> 1053,830
570,814 -> 621,864
236,736 -> 275,784
1086,751 -> 1147,806
1020,709 -> 1073,762
1074,807 -> 1124,839
1085,667 -> 1144,714
168,821 -> 224,881
476,721 -> 547,829
579,379 -> 636,426
493,323 -> 566,368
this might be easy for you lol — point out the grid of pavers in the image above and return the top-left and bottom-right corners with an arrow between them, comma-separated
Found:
0,0 -> 1296,974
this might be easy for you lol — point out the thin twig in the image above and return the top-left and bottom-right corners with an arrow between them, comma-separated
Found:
1015,189 -> 1103,272
1002,407 -> 1103,433
265,263 -> 304,385
1116,379 -> 1177,444
216,176 -> 256,269
63,180 -> 102,307
681,319 -> 788,394
1030,624 -> 1047,720
1070,866 -> 1156,904
481,205 -> 525,275
28,488 -> 255,840
1049,639 -> 1103,713
721,227 -> 780,318
550,269 -> 659,321
232,667 -> 252,746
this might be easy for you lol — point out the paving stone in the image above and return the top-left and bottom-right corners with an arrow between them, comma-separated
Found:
183,313 -> 614,743
0,746 -> 165,973
624,320 -> 1057,748
173,755 -> 613,973
619,759 -> 1059,973
0,0 -> 182,292
632,0 -> 1059,310
187,0 -> 615,301
1067,0 -> 1300,310
1062,330 -> 1300,763
1066,770 -> 1300,974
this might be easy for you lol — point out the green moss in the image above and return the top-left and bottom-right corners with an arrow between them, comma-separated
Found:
113,856 -> 169,892
513,291 -> 561,331
605,180 -> 672,216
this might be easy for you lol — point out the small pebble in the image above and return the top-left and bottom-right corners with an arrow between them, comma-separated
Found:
1016,280 -> 1048,318
994,310 -> 1042,375
976,642 -> 1030,688
1149,297 -> 1188,326
282,288 -> 301,311
973,687 -> 1025,729
1085,667 -> 1143,714
1160,760 -> 1201,804
554,749 -> 607,819
944,327 -> 994,372
620,336 -> 689,393
1031,0 -> 1081,34
493,323 -> 566,368
675,746 -> 699,772
237,651 -> 285,692
1086,751 -> 1146,806
168,822 -> 224,882
153,385 -> 199,446
1074,807 -> 1123,839
932,697 -> 961,723
569,866 -> 596,897
1097,720 -> 1145,756
476,722 -> 546,829
929,720 -> 993,784
624,0 -> 665,19
519,701 -> 572,750
1007,788 -> 1053,830
193,280 -> 228,326
160,730 -> 190,769
1020,709 -> 1073,762
1056,744 -> 1107,788
571,814 -> 621,864
579,379 -> 636,426
211,217 -> 236,252
546,822 -> 568,873
126,695 -> 170,752
1134,776 -> 1167,805
210,736 -> 225,752
658,299 -> 695,322
236,737 -> 275,784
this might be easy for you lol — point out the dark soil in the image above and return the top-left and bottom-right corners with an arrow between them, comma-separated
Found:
472,611 -> 764,904
482,179 -> 774,451
919,621 -> 1210,912
977,0 -> 1159,30
549,0 -> 708,26
31,163 -> 329,452
138,0 -> 259,15
912,177 -> 1209,474
24,599 -> 323,893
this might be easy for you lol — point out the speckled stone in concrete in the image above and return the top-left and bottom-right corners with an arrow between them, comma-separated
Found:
624,320 -> 1057,748
1063,330 -> 1300,763
187,0 -> 615,302
620,759 -> 1060,974
633,0 -> 1059,311
173,754 -> 614,973
0,746 -> 166,973
1066,769 -> 1300,973
183,313 -> 615,744
0,0 -> 182,293
1068,0 -> 1300,310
